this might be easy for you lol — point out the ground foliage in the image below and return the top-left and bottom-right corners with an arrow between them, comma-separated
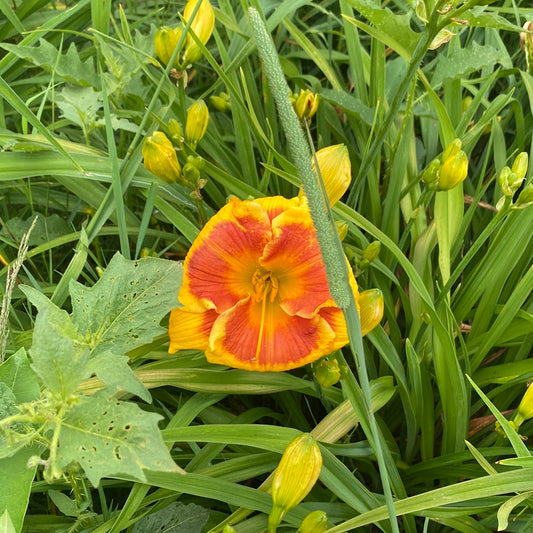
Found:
0,0 -> 532,532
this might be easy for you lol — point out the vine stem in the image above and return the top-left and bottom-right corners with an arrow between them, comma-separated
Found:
247,7 -> 400,532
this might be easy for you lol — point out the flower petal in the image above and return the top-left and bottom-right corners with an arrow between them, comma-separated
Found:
254,195 -> 301,221
168,307 -> 218,353
180,198 -> 272,312
207,298 -> 335,371
260,205 -> 334,318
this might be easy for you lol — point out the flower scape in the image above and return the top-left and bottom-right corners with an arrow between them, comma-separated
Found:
168,146 -> 384,371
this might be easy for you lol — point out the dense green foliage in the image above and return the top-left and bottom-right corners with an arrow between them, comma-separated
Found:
0,0 -> 532,531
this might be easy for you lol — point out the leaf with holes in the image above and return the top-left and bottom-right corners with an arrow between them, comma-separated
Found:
56,390 -> 179,486
70,253 -> 182,357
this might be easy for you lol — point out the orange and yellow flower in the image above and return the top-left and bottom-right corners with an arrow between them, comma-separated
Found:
168,145 -> 383,371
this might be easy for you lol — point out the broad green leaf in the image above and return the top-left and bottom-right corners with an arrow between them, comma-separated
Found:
0,511 -> 15,533
431,42 -> 506,88
0,214 -> 71,247
55,86 -> 102,132
47,490 -> 90,518
69,253 -> 182,356
0,383 -> 16,420
0,40 -> 96,86
87,352 -> 150,403
131,502 -> 209,533
0,446 -> 38,533
57,390 -> 179,486
0,347 -> 38,407
20,289 -> 91,398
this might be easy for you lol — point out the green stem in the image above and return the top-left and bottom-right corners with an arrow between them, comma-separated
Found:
247,8 -> 400,532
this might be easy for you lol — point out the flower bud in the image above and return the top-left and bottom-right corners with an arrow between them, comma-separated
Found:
183,0 -> 214,65
421,158 -> 441,189
222,526 -> 237,533
268,434 -> 322,533
297,510 -> 328,533
520,21 -> 533,74
359,289 -> 384,336
511,383 -> 533,429
167,119 -> 183,146
142,131 -> 181,184
362,241 -> 381,262
209,92 -> 231,112
185,99 -> 209,147
511,152 -> 528,181
154,26 -> 182,68
314,144 -> 351,206
437,140 -> 468,190
314,357 -> 341,388
294,89 -> 319,121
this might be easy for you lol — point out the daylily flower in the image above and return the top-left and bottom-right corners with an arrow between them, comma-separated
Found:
168,146 -> 383,371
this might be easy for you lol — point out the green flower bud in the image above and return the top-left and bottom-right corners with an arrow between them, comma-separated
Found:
421,158 -> 441,189
185,99 -> 209,147
154,26 -> 182,69
268,434 -> 322,533
142,131 -> 181,184
297,510 -> 328,533
293,89 -> 319,121
362,240 -> 381,262
209,92 -> 231,112
512,383 -> 533,429
513,182 -> 533,209
167,119 -> 183,146
314,357 -> 341,388
511,152 -> 529,181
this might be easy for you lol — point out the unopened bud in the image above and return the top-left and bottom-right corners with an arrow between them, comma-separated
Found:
512,383 -> 533,429
183,0 -> 214,65
297,510 -> 328,533
362,241 -> 381,262
294,89 -> 319,121
421,158 -> 441,189
520,21 -> 533,74
269,434 -> 322,533
167,119 -> 183,146
314,144 -> 351,206
209,92 -> 231,112
511,152 -> 528,181
335,220 -> 348,241
437,139 -> 468,191
513,182 -> 533,209
314,358 -> 341,388
154,26 -> 182,69
185,99 -> 209,147
359,289 -> 384,336
142,131 -> 181,183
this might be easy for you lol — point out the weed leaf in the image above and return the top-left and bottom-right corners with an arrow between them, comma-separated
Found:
131,502 -> 209,533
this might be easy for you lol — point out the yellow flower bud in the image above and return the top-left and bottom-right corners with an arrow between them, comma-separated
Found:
314,144 -> 351,206
185,99 -> 209,147
294,89 -> 319,121
183,0 -> 214,64
209,92 -> 231,112
314,357 -> 341,388
269,434 -> 322,533
154,26 -> 182,68
359,289 -> 384,336
437,139 -> 468,191
512,383 -> 533,429
297,510 -> 328,533
142,131 -> 181,184
335,220 -> 348,241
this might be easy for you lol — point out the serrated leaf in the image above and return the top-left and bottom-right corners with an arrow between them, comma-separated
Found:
87,352 -> 151,402
24,299 -> 90,398
57,391 -> 179,486
431,42 -> 506,88
0,511 -> 15,533
0,39 -> 98,86
55,85 -> 102,130
0,40 -> 96,87
461,6 -> 525,33
0,348 -> 39,405
131,502 -> 209,533
70,253 -> 182,357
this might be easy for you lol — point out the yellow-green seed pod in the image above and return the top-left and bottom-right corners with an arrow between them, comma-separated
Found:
185,99 -> 209,147
437,141 -> 468,191
142,131 -> 181,184
154,26 -> 182,68
294,89 -> 319,121
511,383 -> 533,429
362,241 -> 381,262
314,144 -> 351,206
268,434 -> 322,533
314,358 -> 341,388
297,510 -> 328,533
358,289 -> 384,336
